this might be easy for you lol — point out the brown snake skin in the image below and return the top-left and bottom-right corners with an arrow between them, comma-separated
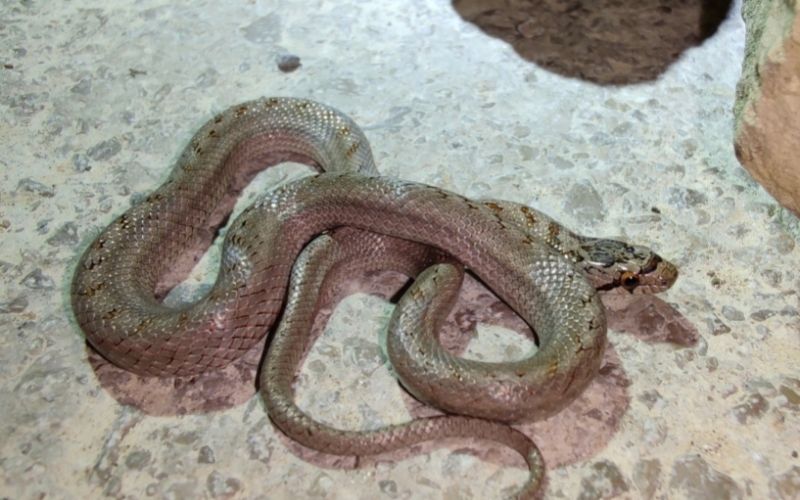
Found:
71,97 -> 678,498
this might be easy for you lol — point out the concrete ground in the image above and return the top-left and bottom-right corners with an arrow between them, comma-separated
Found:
1,0 -> 798,498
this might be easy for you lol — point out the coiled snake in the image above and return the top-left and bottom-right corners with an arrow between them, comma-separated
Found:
71,97 -> 677,498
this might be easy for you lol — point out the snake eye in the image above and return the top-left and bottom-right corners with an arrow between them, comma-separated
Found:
620,272 -> 639,290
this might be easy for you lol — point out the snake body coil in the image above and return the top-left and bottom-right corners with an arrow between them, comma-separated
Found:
72,97 -> 677,498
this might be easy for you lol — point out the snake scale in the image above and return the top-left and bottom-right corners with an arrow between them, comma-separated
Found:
71,97 -> 677,498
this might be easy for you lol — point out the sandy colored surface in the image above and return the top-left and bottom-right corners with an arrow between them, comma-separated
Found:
1,1 -> 798,498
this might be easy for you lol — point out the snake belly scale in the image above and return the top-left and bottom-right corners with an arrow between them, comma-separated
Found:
71,97 -> 677,498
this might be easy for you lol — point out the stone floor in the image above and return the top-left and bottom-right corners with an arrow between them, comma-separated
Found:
1,1 -> 798,499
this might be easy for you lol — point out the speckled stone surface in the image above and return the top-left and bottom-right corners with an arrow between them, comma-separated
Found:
1,1 -> 798,499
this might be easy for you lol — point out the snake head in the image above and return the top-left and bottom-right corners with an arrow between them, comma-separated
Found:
577,238 -> 678,294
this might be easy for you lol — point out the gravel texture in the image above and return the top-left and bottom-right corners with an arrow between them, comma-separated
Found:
1,1 -> 798,498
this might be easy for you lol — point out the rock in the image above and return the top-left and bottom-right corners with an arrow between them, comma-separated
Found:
103,476 -> 122,497
379,479 -> 399,497
667,186 -> 708,209
706,314 -> 732,336
452,0 -> 730,84
72,153 -> 90,172
17,178 -> 54,197
637,390 -> 663,410
633,459 -> 662,498
46,222 -> 79,247
5,92 -> 48,116
721,305 -> 745,321
0,295 -> 28,313
195,68 -> 219,88
307,472 -> 334,498
198,445 -> 216,464
563,181 -> 605,223
669,455 -> 743,499
70,77 -> 92,95
277,54 -> 301,73
780,378 -> 800,407
206,471 -> 241,498
20,269 -> 55,290
731,392 -> 770,424
734,2 -> 800,215
246,418 -> 274,464
578,460 -> 629,499
124,450 -> 151,470
770,465 -> 800,499
87,138 -> 121,161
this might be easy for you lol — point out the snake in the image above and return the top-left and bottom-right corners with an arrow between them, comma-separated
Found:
71,97 -> 678,498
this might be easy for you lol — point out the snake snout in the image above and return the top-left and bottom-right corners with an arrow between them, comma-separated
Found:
655,260 -> 679,287
634,258 -> 678,293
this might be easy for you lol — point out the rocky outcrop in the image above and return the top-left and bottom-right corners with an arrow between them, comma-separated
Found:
734,1 -> 800,215
452,0 -> 732,85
